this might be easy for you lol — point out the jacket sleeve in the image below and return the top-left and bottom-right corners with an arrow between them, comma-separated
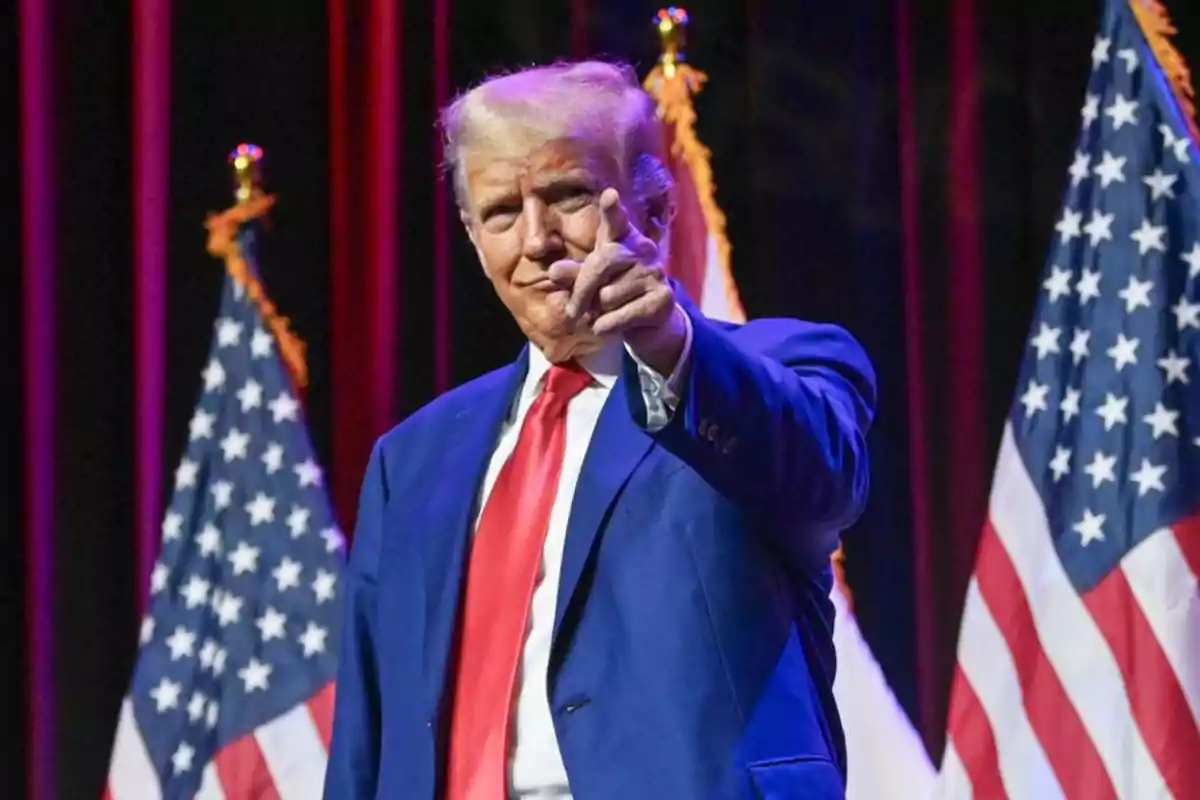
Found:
627,308 -> 876,567
324,441 -> 388,798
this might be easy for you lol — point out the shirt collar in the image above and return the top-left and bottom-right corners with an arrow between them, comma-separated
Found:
523,336 -> 623,401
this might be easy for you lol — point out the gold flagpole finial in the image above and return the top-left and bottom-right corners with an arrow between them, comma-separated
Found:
654,7 -> 689,79
229,142 -> 265,205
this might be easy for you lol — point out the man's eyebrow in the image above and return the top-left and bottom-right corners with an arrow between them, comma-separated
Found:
530,171 -> 596,190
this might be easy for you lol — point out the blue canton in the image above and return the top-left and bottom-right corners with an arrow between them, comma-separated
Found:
1011,2 -> 1200,593
127,253 -> 344,796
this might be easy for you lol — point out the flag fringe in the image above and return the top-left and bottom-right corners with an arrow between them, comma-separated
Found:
205,196 -> 309,390
642,64 -> 747,324
1130,0 -> 1200,143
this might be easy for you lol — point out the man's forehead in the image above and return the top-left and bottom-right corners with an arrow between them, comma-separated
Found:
467,139 -> 618,188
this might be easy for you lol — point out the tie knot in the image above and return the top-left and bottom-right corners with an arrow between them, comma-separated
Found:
542,361 -> 593,403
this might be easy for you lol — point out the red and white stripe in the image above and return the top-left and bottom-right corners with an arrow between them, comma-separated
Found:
106,681 -> 336,799
939,425 -> 1200,799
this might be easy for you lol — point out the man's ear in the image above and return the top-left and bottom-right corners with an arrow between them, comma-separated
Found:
462,212 -> 488,269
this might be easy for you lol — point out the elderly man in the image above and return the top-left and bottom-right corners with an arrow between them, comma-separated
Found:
325,60 -> 875,800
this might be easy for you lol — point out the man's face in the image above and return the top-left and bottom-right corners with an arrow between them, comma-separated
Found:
462,137 -> 629,362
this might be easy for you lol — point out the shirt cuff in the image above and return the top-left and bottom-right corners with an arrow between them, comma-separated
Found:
625,305 -> 693,431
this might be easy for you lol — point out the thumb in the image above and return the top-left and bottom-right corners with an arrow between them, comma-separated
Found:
596,187 -> 630,245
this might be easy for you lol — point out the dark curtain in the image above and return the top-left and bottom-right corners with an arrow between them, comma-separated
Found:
8,0 -> 1200,795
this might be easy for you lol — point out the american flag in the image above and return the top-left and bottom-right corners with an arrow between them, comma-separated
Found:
106,251 -> 343,798
937,1 -> 1200,798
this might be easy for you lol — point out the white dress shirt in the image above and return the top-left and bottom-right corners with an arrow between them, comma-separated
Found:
470,318 -> 692,800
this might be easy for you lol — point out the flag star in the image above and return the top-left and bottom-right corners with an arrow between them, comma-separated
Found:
1081,93 -> 1100,128
1093,152 -> 1126,188
1073,509 -> 1106,546
1083,211 -> 1114,245
299,622 -> 329,658
228,541 -> 261,576
1019,380 -> 1050,418
1173,296 -> 1200,330
295,459 -> 323,488
1143,402 -> 1180,439
1158,349 -> 1191,385
151,562 -> 169,595
1184,243 -> 1200,280
262,442 -> 285,474
188,409 -> 216,441
321,526 -> 346,553
1143,168 -> 1177,201
162,511 -> 184,541
1060,387 -> 1082,423
216,592 -> 243,627
1084,451 -> 1117,488
171,742 -> 195,775
1161,124 -> 1191,163
1055,208 -> 1083,245
165,626 -> 197,661
199,639 -> 217,670
1031,323 -> 1061,360
196,523 -> 223,557
216,317 -> 243,348
188,691 -> 207,723
238,658 -> 273,693
269,392 -> 300,423
1068,151 -> 1091,186
1107,333 -> 1139,372
1130,458 -> 1167,497
237,379 -> 264,412
179,574 -> 210,609
1117,47 -> 1138,72
174,459 -> 199,490
211,647 -> 227,677
1095,392 -> 1129,431
220,428 -> 251,462
246,492 -> 276,526
150,677 -> 182,713
312,570 -> 338,604
202,359 -> 226,392
210,480 -> 234,511
287,505 -> 311,538
256,607 -> 288,642
272,557 -> 302,591
1130,219 -> 1167,255
1076,269 -> 1102,304
1049,446 -> 1072,482
1091,36 -> 1111,68
140,616 -> 155,645
1117,276 -> 1153,312
1069,328 -> 1091,365
250,328 -> 274,358
207,700 -> 220,729
1105,93 -> 1138,130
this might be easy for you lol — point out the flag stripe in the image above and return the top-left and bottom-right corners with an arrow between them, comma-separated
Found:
107,699 -> 163,800
988,428 -> 1167,798
194,763 -> 227,800
953,576 -> 1063,799
256,702 -> 330,795
307,681 -> 336,745
1121,524 -> 1200,730
1087,539 -> 1200,799
944,665 -> 1005,800
936,741 -> 975,800
214,730 -> 282,800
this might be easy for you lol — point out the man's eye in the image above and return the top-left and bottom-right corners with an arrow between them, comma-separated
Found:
482,205 -> 520,222
554,188 -> 593,208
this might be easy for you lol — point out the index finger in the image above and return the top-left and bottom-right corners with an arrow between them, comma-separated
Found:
596,188 -> 630,246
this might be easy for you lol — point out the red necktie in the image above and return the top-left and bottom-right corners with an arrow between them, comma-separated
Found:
446,361 -> 593,800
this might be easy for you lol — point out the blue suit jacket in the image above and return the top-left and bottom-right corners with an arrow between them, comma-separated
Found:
324,299 -> 876,799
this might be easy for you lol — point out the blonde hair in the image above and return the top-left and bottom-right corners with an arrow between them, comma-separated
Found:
439,60 -> 672,213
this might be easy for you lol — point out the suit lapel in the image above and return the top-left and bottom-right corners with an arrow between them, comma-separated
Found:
551,355 -> 656,659
419,349 -> 529,706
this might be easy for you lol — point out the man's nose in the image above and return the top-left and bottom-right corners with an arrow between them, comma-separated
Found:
521,204 -> 564,261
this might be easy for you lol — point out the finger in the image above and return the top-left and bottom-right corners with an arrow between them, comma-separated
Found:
568,244 -> 637,318
547,259 -> 582,287
596,187 -> 630,246
596,275 -> 649,312
591,287 -> 673,336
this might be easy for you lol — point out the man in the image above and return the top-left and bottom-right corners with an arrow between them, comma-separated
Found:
325,60 -> 875,800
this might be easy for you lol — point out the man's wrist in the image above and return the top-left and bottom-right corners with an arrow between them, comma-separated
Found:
625,304 -> 689,378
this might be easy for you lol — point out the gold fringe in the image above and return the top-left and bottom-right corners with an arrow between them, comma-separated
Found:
1130,0 -> 1200,143
204,195 -> 309,390
643,64 -> 747,324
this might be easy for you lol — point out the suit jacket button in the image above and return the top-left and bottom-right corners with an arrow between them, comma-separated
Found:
706,423 -> 720,442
